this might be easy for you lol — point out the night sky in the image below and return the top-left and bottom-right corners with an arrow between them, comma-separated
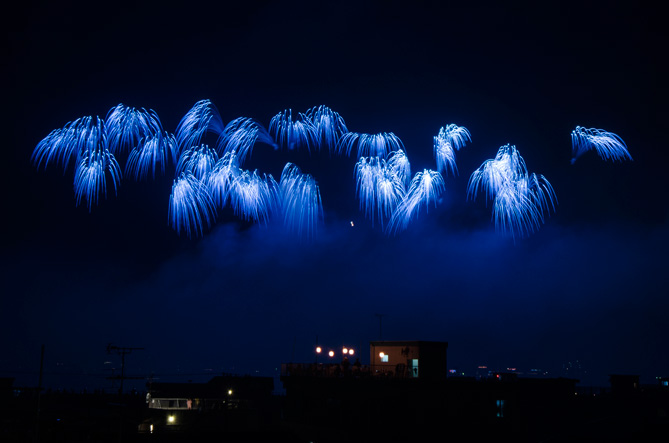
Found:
3,1 -> 667,391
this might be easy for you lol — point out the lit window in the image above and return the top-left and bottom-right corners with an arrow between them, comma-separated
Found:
379,352 -> 388,363
496,400 -> 506,418
411,359 -> 419,378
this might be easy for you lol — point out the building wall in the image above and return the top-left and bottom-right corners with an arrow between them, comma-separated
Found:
369,341 -> 447,380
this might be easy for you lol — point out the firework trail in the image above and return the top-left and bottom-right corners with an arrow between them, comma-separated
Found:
217,117 -> 276,166
433,124 -> 471,176
355,157 -> 406,226
277,163 -> 323,236
227,169 -> 275,223
468,144 -> 527,203
387,169 -> 445,234
175,144 -> 219,180
72,120 -> 122,211
206,151 -> 242,210
175,100 -> 225,158
468,144 -> 556,239
125,131 -> 176,180
106,104 -> 163,155
33,116 -> 102,172
305,105 -> 349,154
168,172 -> 217,238
571,126 -> 632,164
269,109 -> 317,151
338,132 -> 404,158
387,149 -> 411,186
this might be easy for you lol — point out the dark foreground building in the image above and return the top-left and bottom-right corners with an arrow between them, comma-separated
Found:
1,375 -> 294,442
140,374 -> 286,438
2,345 -> 668,442
280,341 -> 669,442
282,340 -> 577,441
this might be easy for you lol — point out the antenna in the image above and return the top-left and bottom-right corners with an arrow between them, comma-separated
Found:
375,313 -> 385,340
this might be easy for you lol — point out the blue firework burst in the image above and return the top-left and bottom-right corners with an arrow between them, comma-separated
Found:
168,172 -> 217,238
571,126 -> 632,164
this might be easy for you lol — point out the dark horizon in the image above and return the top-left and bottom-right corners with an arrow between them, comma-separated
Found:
3,1 -> 667,393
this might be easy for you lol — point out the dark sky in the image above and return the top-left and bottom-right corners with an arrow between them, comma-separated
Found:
3,1 -> 667,390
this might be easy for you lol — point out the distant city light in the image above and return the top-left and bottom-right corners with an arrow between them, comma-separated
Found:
228,389 -> 233,395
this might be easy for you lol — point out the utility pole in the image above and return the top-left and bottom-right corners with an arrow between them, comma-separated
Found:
106,344 -> 144,395
106,344 -> 144,443
34,344 -> 44,443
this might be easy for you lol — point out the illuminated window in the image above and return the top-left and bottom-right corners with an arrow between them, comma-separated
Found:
379,352 -> 388,363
